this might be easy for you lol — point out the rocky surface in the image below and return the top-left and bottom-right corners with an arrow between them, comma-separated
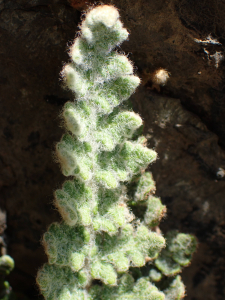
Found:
0,0 -> 225,299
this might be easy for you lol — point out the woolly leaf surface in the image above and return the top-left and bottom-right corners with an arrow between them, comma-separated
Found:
155,249 -> 181,276
56,134 -> 93,179
90,275 -> 165,300
164,276 -> 185,300
155,231 -> 197,276
93,224 -> 165,273
37,264 -> 90,300
63,102 -> 92,138
134,172 -> 156,201
43,223 -> 88,272
166,232 -> 197,266
149,268 -> 162,282
96,111 -> 142,151
144,196 -> 166,228
91,261 -> 117,285
81,6 -> 129,51
55,179 -> 95,226
97,142 -> 157,187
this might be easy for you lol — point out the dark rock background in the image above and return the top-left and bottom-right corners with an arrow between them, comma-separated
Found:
0,0 -> 225,299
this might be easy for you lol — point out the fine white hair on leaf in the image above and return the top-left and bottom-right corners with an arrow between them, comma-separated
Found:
84,5 -> 120,28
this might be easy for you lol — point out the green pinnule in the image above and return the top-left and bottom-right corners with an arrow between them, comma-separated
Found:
37,5 -> 196,300
0,255 -> 15,300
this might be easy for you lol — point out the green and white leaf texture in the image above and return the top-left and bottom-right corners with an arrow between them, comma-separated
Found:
37,5 -> 197,300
